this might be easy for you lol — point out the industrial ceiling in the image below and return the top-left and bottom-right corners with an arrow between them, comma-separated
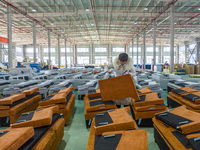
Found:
0,0 -> 199,46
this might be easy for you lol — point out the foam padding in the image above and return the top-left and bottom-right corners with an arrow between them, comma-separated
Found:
155,106 -> 200,134
84,98 -> 117,113
11,107 -> 54,128
32,131 -> 56,150
23,88 -> 39,96
0,127 -> 34,150
58,87 -> 74,94
94,107 -> 138,135
9,94 -> 42,116
182,92 -> 200,104
168,95 -> 200,113
153,118 -> 193,150
39,93 -> 67,106
132,105 -> 168,120
99,74 -> 140,101
0,110 -> 9,117
172,87 -> 198,96
87,120 -> 147,150
137,87 -> 152,95
0,93 -> 26,105
58,94 -> 75,125
94,71 -> 101,74
84,95 -> 117,120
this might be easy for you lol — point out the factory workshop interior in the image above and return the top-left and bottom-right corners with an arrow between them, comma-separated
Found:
0,0 -> 200,150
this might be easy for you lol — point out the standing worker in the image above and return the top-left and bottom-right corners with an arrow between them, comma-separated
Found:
104,53 -> 136,108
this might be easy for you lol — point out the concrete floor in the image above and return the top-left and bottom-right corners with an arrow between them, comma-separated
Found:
57,90 -> 171,150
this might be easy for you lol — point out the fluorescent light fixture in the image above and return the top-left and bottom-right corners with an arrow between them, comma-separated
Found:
86,7 -> 90,12
144,7 -> 148,11
32,8 -> 36,12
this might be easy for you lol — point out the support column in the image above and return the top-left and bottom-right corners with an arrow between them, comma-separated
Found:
33,21 -> 36,63
91,44 -> 94,64
158,45 -> 162,63
132,39 -> 134,64
40,45 -> 43,62
184,41 -> 189,63
109,44 -> 112,63
70,43 -> 72,67
48,30 -> 51,69
137,35 -> 139,68
0,43 -> 3,63
13,43 -> 16,59
161,45 -> 163,63
143,29 -> 146,69
170,3 -> 175,73
65,40 -> 67,68
7,5 -> 13,68
74,45 -> 77,64
176,45 -> 179,64
196,38 -> 200,63
153,20 -> 156,66
23,45 -> 27,58
57,36 -> 60,68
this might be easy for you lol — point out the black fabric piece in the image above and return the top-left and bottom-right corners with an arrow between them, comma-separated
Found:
169,80 -> 176,84
57,92 -> 73,105
138,80 -> 145,84
19,82 -> 38,89
167,86 -> 173,93
171,131 -> 190,149
137,90 -> 141,94
93,82 -> 97,87
182,94 -> 200,103
44,76 -> 47,79
154,127 -> 171,150
188,137 -> 200,150
15,111 -> 35,123
0,82 -> 10,86
5,76 -> 10,80
89,96 -> 102,101
176,83 -> 189,87
95,112 -> 113,127
155,112 -> 193,132
172,89 -> 187,95
41,95 -> 54,102
94,134 -> 122,150
44,82 -> 54,88
167,97 -> 182,108
140,82 -> 149,86
19,114 -> 60,150
90,100 -> 114,107
0,117 -> 10,127
139,95 -> 146,101
24,76 -> 29,81
0,131 -> 8,137
94,134 -> 101,146
88,89 -> 96,94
